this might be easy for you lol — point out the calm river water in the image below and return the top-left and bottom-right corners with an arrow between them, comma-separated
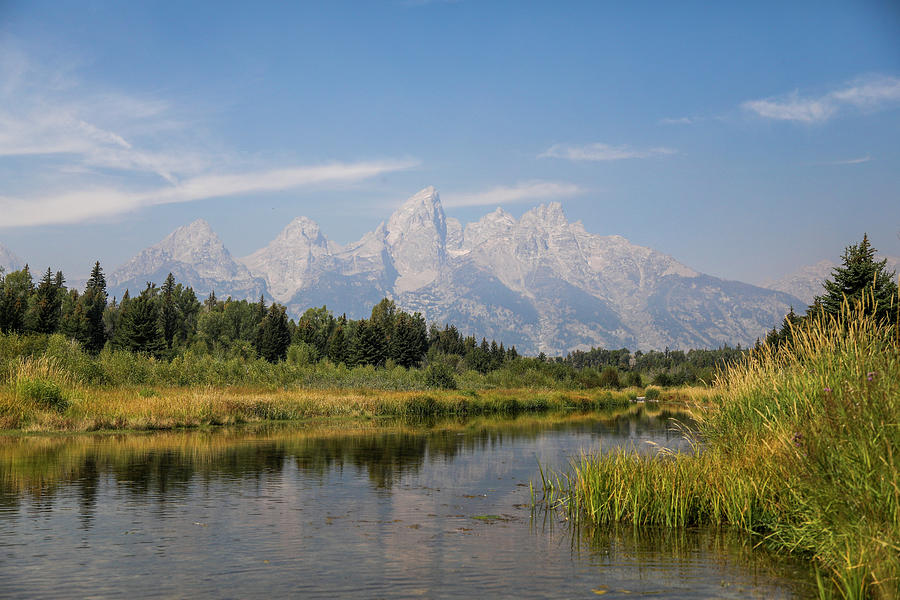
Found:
0,406 -> 814,598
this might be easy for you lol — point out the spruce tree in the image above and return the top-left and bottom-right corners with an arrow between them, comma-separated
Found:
81,261 -> 108,353
31,267 -> 63,334
159,273 -> 179,349
816,234 -> 898,322
255,304 -> 291,363
60,289 -> 88,342
352,319 -> 387,366
113,287 -> 164,356
326,325 -> 347,364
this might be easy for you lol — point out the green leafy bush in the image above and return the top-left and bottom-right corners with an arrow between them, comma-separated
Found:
425,363 -> 458,389
16,377 -> 68,412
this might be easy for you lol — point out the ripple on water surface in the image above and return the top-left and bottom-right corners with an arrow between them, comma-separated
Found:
0,407 -> 815,598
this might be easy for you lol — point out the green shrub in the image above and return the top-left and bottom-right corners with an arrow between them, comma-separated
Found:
644,387 -> 660,401
598,366 -> 621,389
16,378 -> 68,412
425,363 -> 458,389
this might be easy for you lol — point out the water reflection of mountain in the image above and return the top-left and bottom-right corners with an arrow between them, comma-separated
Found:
0,406 -> 692,521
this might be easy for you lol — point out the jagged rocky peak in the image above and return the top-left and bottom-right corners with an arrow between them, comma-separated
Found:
385,186 -> 448,293
386,186 -> 447,244
111,218 -> 254,287
241,215 -> 336,302
461,207 -> 516,250
520,202 -> 569,230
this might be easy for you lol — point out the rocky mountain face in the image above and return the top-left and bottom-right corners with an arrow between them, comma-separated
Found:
109,187 -> 802,353
0,243 -> 23,274
764,257 -> 900,306
107,219 -> 267,301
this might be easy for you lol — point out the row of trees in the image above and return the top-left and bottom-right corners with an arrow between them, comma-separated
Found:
5,233 -> 891,380
0,263 -> 519,369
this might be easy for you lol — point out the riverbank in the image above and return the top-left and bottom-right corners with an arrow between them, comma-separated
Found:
0,374 -> 700,432
541,305 -> 899,598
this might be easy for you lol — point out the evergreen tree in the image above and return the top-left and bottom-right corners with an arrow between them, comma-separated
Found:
31,267 -> 63,333
113,286 -> 164,356
159,273 -> 179,349
175,286 -> 201,345
326,324 -> 347,364
389,311 -> 427,368
255,304 -> 291,363
81,261 -> 108,353
816,234 -> 898,322
204,291 -> 219,311
59,289 -> 88,342
352,319 -> 387,366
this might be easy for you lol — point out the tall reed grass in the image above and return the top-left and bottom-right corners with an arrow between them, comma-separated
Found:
542,297 -> 900,599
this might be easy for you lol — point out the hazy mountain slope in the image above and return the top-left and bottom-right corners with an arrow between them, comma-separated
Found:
0,243 -> 23,274
764,256 -> 900,305
108,219 -> 267,300
240,216 -> 339,302
110,187 -> 802,353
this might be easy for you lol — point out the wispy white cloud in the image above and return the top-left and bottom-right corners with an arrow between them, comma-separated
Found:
830,76 -> 900,108
824,155 -> 872,165
539,142 -> 676,162
443,180 -> 582,208
742,75 -> 900,123
659,116 -> 698,125
742,93 -> 837,123
0,50 -> 419,227
0,160 -> 419,227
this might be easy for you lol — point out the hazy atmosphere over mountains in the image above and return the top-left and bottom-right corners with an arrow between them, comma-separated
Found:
94,187 -> 800,354
1,2 -> 898,354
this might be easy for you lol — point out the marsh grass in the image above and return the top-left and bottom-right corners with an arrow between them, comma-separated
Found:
0,380 -> 643,433
541,297 -> 900,599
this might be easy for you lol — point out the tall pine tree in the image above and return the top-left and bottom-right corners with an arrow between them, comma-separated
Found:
255,304 -> 291,363
31,267 -> 63,334
81,262 -> 108,353
816,234 -> 898,322
113,285 -> 165,356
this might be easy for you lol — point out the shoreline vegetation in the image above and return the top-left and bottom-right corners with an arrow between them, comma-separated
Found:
0,334 -> 703,432
0,375 -> 689,433
538,298 -> 899,599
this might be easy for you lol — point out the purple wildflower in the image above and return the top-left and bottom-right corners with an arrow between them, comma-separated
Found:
867,371 -> 876,381
824,387 -> 832,393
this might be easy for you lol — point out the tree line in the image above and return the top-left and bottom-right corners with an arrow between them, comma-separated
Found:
6,234 -> 889,386
0,262 -> 521,372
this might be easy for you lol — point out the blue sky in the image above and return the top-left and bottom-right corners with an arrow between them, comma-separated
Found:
1,0 -> 899,284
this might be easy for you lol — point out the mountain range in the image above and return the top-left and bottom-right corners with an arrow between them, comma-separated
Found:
94,187 -> 801,353
6,187 -> 851,353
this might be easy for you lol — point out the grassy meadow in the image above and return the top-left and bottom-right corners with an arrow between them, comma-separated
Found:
0,334 -> 698,431
539,300 -> 900,599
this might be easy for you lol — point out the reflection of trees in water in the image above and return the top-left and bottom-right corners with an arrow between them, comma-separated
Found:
0,405 -> 691,523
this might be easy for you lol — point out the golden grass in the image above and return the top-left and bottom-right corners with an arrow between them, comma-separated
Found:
0,367 -> 680,432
